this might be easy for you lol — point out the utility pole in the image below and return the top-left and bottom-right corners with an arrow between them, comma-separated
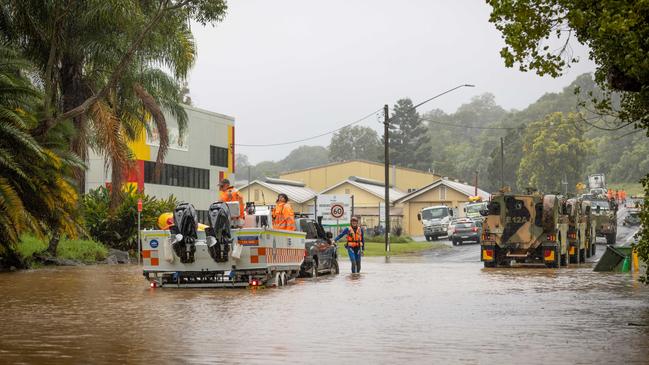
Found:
562,173 -> 568,195
474,170 -> 479,196
383,104 -> 390,253
247,166 -> 251,201
500,137 -> 504,189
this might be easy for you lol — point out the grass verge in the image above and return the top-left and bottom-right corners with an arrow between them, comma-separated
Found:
607,182 -> 644,196
337,241 -> 448,257
17,235 -> 108,263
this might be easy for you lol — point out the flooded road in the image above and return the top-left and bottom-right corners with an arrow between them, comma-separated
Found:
1,242 -> 648,365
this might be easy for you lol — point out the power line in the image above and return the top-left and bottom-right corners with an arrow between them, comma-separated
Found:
235,108 -> 382,147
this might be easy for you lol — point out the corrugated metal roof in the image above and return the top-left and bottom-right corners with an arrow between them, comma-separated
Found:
242,180 -> 316,204
320,179 -> 406,203
395,179 -> 491,203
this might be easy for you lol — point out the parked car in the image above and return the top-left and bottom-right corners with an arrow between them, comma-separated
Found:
297,218 -> 339,277
450,218 -> 482,246
623,209 -> 641,226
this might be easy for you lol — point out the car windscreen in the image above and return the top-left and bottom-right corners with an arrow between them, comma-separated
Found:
422,208 -> 448,220
589,200 -> 610,210
466,203 -> 487,214
299,220 -> 319,239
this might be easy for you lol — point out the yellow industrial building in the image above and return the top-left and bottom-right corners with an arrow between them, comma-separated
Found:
280,159 -> 441,193
238,160 -> 488,237
238,178 -> 316,214
396,179 -> 490,236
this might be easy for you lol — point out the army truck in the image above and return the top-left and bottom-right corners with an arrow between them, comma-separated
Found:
564,198 -> 596,264
480,193 -> 566,268
587,198 -> 617,245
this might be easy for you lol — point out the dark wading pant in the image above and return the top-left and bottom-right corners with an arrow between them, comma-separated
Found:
346,246 -> 362,273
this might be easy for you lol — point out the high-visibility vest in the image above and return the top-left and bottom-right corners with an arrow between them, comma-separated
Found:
272,202 -> 296,231
346,227 -> 363,248
219,186 -> 244,218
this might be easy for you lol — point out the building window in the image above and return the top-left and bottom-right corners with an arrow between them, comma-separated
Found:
254,189 -> 260,201
439,186 -> 447,200
210,145 -> 229,168
144,161 -> 210,189
344,188 -> 350,194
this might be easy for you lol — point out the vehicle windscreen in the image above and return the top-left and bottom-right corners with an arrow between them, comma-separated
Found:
421,208 -> 448,220
589,200 -> 610,211
466,203 -> 487,214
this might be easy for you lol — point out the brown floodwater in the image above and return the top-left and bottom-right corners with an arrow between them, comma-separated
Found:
1,246 -> 648,364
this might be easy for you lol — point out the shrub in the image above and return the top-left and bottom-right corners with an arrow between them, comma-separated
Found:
82,186 -> 177,251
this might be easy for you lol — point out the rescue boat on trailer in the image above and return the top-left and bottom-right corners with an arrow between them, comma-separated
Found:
142,202 -> 306,288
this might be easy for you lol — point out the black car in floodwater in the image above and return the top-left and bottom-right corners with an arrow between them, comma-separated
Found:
297,218 -> 339,277
449,218 -> 482,246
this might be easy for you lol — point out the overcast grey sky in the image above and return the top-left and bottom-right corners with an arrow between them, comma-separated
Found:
187,0 -> 595,164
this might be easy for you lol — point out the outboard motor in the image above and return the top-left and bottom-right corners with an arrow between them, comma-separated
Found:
170,202 -> 198,263
205,202 -> 232,263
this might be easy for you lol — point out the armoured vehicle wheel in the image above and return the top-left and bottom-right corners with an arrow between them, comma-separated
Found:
606,232 -> 616,245
560,253 -> 568,267
330,260 -> 339,275
591,242 -> 596,256
570,248 -> 579,264
484,261 -> 497,268
579,248 -> 586,263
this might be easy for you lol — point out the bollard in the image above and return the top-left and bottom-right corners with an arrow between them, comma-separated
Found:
632,250 -> 640,272
621,256 -> 630,272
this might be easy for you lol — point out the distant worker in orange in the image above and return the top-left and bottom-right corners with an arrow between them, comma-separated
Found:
607,189 -> 613,201
272,193 -> 296,231
620,190 -> 627,204
218,178 -> 245,223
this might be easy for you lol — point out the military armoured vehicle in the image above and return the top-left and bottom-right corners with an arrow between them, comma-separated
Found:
563,198 -> 596,264
480,193 -> 566,268
587,198 -> 617,245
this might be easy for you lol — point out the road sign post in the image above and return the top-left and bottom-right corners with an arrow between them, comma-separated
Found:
137,198 -> 142,265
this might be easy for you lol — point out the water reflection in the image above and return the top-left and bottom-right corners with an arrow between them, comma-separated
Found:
0,257 -> 648,364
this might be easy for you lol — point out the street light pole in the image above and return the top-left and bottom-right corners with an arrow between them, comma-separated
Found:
383,84 -> 474,254
384,104 -> 390,253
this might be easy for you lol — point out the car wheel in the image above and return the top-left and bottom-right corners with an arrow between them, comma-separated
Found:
425,235 -> 431,241
330,259 -> 339,275
457,240 -> 463,246
311,259 -> 318,278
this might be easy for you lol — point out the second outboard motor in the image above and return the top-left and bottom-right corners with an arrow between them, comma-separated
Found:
170,202 -> 198,263
206,202 -> 232,263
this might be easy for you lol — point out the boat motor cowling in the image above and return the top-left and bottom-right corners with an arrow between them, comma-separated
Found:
170,202 -> 198,263
205,202 -> 232,263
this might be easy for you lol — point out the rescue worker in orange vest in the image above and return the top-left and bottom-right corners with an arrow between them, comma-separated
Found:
607,189 -> 613,201
218,178 -> 245,224
620,190 -> 627,204
272,193 -> 296,231
334,216 -> 365,273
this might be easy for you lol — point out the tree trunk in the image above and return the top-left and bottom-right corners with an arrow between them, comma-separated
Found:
47,232 -> 61,257
60,58 -> 90,195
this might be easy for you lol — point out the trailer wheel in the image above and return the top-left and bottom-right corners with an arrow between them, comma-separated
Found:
560,252 -> 568,267
569,247 -> 579,264
280,272 -> 287,286
274,272 -> 283,287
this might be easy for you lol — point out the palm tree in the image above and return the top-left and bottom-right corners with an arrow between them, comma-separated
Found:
1,1 -> 204,197
0,47 -> 81,268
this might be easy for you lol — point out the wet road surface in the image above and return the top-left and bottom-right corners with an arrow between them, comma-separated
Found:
1,208 -> 647,364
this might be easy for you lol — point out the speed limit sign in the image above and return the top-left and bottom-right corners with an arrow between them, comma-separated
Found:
330,204 -> 345,219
